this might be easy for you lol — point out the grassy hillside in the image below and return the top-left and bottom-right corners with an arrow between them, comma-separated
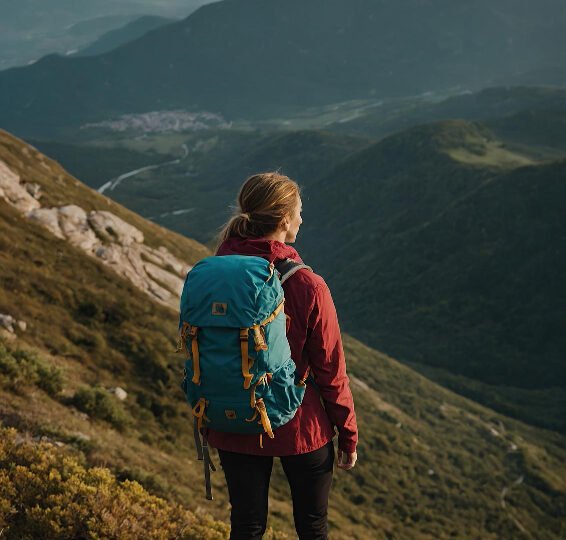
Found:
0,129 -> 208,263
1,129 -> 565,539
486,108 -> 566,160
2,0 -> 566,137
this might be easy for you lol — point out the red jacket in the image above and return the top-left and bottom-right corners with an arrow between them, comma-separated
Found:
206,237 -> 358,456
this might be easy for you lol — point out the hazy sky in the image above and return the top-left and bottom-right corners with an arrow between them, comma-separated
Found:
0,0 -> 214,69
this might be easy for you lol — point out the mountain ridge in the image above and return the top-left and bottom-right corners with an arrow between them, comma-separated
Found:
2,0 -> 566,137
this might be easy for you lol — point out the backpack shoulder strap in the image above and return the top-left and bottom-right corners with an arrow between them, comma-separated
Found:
275,258 -> 312,284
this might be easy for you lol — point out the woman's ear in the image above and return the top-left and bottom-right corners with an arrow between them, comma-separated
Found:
281,215 -> 291,232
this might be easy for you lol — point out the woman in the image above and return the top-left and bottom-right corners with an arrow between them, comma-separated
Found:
208,172 -> 358,540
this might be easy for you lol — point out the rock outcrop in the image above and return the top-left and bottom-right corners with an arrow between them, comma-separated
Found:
0,160 -> 191,310
109,387 -> 128,401
0,314 -> 27,334
0,160 -> 41,213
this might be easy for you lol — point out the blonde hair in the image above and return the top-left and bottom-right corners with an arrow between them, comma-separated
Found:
218,172 -> 300,245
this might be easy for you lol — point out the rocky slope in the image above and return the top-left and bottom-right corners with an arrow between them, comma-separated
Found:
0,129 -> 208,308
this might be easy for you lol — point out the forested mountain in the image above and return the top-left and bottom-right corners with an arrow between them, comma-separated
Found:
1,0 -> 565,137
298,121 -> 566,430
1,129 -> 565,539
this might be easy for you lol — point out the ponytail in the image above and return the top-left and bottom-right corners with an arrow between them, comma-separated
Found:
217,172 -> 300,248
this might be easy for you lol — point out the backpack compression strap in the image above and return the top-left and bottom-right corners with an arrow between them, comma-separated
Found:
275,258 -> 313,284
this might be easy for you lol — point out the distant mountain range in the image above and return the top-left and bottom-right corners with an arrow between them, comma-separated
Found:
1,0 -> 565,137
74,16 -> 176,57
1,128 -> 565,539
0,0 -> 208,69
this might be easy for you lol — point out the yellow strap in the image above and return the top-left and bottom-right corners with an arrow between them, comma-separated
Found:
249,373 -> 269,409
250,385 -> 256,409
260,300 -> 285,327
245,409 -> 259,423
251,325 -> 267,352
259,433 -> 263,449
255,399 -> 274,439
189,326 -> 201,385
240,328 -> 253,389
192,397 -> 209,431
251,301 -> 285,352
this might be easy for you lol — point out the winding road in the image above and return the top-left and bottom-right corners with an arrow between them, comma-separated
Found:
97,144 -> 189,194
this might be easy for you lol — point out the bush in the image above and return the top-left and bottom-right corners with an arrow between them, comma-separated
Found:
111,325 -> 171,384
70,386 -> 129,430
0,427 -> 230,539
116,466 -> 169,497
0,340 -> 64,396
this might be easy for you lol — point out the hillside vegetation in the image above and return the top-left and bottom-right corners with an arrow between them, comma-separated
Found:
0,427 -> 229,540
1,129 -> 565,539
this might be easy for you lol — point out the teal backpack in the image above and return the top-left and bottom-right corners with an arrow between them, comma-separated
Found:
178,254 -> 311,499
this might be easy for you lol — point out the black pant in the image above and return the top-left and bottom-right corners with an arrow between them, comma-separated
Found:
217,441 -> 335,540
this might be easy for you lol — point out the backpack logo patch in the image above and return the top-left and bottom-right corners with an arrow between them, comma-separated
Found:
225,410 -> 237,420
212,302 -> 228,316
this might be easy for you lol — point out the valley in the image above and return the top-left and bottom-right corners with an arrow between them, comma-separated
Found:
27,86 -> 566,435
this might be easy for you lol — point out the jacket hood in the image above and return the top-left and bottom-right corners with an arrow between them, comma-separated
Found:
217,236 -> 303,264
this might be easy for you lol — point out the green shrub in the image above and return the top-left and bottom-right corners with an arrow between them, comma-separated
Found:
116,466 -> 169,497
0,340 -> 22,381
0,427 -> 230,539
70,386 -> 129,430
66,324 -> 106,352
0,340 -> 63,396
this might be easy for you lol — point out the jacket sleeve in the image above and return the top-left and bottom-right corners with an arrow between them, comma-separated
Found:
305,279 -> 358,453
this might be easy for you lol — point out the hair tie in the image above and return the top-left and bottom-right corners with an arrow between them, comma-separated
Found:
240,212 -> 251,221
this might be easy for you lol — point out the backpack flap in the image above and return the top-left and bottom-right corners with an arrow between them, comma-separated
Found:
180,255 -> 283,329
